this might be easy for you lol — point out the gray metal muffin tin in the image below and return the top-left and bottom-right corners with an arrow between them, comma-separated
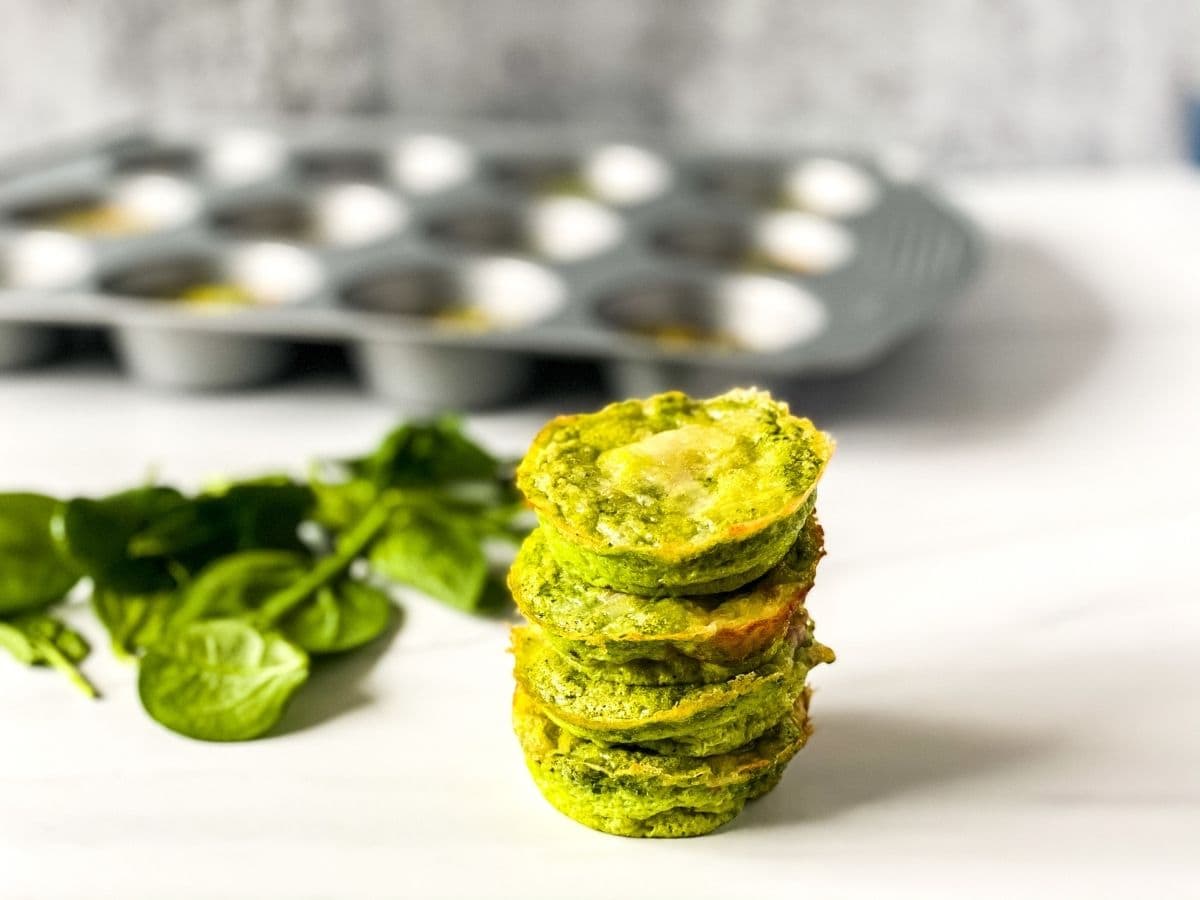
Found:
0,117 -> 981,407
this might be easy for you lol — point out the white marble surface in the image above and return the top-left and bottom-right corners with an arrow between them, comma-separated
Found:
1,171 -> 1198,898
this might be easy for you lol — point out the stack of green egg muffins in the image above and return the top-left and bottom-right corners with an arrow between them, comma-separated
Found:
509,389 -> 835,838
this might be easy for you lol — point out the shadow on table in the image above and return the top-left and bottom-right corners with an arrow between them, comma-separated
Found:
274,604 -> 405,736
774,237 -> 1114,432
740,708 -> 1052,827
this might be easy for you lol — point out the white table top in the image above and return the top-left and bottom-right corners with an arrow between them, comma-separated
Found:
2,170 -> 1198,899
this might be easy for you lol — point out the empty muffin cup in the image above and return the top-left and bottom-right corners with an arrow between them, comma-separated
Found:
7,191 -> 147,238
754,211 -> 855,274
210,198 -> 313,242
582,144 -> 673,206
390,134 -> 477,195
423,204 -> 525,253
342,256 -> 565,408
100,243 -> 322,390
293,147 -> 386,183
425,196 -> 623,262
783,158 -> 880,218
488,154 -> 579,192
3,230 -> 95,290
527,196 -> 624,263
313,184 -> 407,246
112,143 -> 199,177
649,215 -> 750,265
211,187 -> 406,247
4,176 -> 201,239
691,160 -> 783,205
597,273 -> 828,395
6,192 -> 109,229
203,129 -> 289,186
0,231 -> 98,367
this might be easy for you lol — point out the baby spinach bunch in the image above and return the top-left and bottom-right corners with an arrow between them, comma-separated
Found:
0,418 -> 526,742
134,498 -> 396,741
312,416 -> 530,613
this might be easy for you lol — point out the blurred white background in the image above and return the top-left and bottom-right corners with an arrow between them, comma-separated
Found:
2,0 -> 1200,167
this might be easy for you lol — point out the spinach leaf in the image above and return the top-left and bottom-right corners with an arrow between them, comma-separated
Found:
137,619 -> 308,742
129,479 -> 313,568
135,501 -> 394,739
309,418 -> 527,615
204,478 -> 315,552
56,486 -> 189,593
350,417 -> 500,488
56,481 -> 313,595
311,418 -> 511,531
0,493 -> 81,616
170,506 -> 394,654
172,550 -> 308,628
309,477 -> 377,532
91,587 -> 176,661
283,580 -> 393,654
252,496 -> 397,627
0,613 -> 98,697
368,507 -> 489,612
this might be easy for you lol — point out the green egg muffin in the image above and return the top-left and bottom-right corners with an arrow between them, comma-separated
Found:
512,623 -> 833,756
515,389 -> 833,596
514,685 -> 812,838
509,513 -> 825,685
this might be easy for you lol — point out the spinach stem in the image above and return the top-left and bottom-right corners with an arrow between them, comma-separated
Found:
255,497 -> 395,627
36,639 -> 100,699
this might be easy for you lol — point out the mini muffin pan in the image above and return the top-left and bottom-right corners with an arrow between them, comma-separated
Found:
0,117 -> 981,406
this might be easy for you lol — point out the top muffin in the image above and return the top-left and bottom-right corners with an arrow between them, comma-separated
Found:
516,389 -> 833,595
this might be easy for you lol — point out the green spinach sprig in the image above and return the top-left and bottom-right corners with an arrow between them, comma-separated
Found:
0,418 -> 526,741
313,416 -> 529,613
